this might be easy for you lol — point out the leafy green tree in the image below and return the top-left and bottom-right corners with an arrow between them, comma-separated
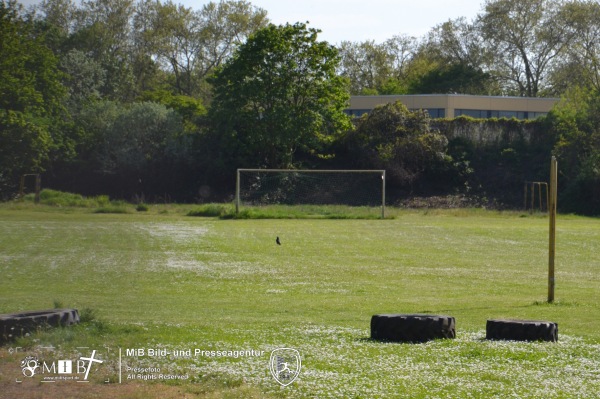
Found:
479,0 -> 573,97
548,87 -> 600,214
134,0 -> 202,96
59,49 -> 106,112
337,35 -> 418,95
0,111 -> 52,198
76,101 -> 184,176
138,90 -> 206,132
1,0 -> 65,115
133,0 -> 268,100
338,40 -> 395,95
209,22 -> 352,169
551,0 -> 600,93
409,63 -> 492,94
38,0 -> 77,36
411,17 -> 496,95
69,100 -> 194,198
424,18 -> 487,68
347,101 -> 453,190
197,0 -> 268,98
0,0 -> 68,198
67,0 -> 137,101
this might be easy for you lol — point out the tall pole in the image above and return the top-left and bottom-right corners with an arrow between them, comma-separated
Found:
34,174 -> 41,204
381,170 -> 386,219
548,157 -> 558,303
235,169 -> 240,214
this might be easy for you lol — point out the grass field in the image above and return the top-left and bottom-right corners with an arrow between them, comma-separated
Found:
1,201 -> 599,398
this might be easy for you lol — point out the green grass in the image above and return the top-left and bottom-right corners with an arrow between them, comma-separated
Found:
30,189 -> 111,207
188,203 -> 387,219
0,205 -> 599,398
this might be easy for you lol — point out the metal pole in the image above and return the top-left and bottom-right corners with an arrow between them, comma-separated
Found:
530,182 -> 535,214
381,170 -> 386,219
235,169 -> 240,214
19,175 -> 25,199
548,157 -> 558,303
538,183 -> 542,212
545,183 -> 549,213
34,174 -> 41,204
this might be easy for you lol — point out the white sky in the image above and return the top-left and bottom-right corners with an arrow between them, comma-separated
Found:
185,0 -> 485,44
18,0 -> 485,44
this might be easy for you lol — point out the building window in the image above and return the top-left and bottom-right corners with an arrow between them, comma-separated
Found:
455,109 -> 541,120
408,108 -> 446,118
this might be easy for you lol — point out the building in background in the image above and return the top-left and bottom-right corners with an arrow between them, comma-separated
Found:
346,94 -> 559,120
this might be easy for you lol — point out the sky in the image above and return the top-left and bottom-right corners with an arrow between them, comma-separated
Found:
18,0 -> 485,44
186,0 -> 485,44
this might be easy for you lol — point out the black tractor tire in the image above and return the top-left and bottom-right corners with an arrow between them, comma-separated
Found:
371,314 -> 456,343
486,319 -> 558,342
0,309 -> 80,344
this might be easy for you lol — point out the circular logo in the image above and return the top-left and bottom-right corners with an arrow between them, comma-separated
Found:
21,356 -> 39,377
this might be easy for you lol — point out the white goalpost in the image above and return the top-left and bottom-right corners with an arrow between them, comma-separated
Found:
235,169 -> 386,218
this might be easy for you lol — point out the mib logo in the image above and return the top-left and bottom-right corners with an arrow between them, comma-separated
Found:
19,350 -> 103,381
269,348 -> 301,386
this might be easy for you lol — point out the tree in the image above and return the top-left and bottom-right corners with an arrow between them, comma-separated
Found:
409,63 -> 492,94
138,90 -> 206,132
60,49 -> 106,113
76,101 -> 184,175
548,87 -> 600,214
134,0 -> 202,96
196,0 -> 268,99
380,34 -> 418,94
0,0 -> 65,115
133,0 -> 268,100
338,40 -> 395,94
0,111 -> 52,198
479,0 -> 573,97
0,0 -> 67,198
552,0 -> 600,92
424,18 -> 488,68
411,17 -> 495,95
209,22 -> 352,169
39,0 -> 77,35
68,0 -> 137,101
337,35 -> 418,95
347,101 -> 453,190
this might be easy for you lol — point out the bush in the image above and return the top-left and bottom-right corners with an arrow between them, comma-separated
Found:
187,204 -> 232,218
28,189 -> 111,207
347,101 -> 456,192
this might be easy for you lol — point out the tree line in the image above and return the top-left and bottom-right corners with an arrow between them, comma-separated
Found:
338,0 -> 600,97
1,0 -> 600,214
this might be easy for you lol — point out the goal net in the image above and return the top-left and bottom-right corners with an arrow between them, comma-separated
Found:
235,169 -> 386,218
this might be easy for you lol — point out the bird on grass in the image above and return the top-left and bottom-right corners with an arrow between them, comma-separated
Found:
276,236 -> 281,245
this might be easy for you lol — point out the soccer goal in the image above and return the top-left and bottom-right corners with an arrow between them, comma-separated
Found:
235,169 -> 386,218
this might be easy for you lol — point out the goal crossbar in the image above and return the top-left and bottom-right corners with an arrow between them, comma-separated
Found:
235,169 -> 386,218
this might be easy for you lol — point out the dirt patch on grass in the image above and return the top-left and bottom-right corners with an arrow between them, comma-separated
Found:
0,379 -> 199,399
